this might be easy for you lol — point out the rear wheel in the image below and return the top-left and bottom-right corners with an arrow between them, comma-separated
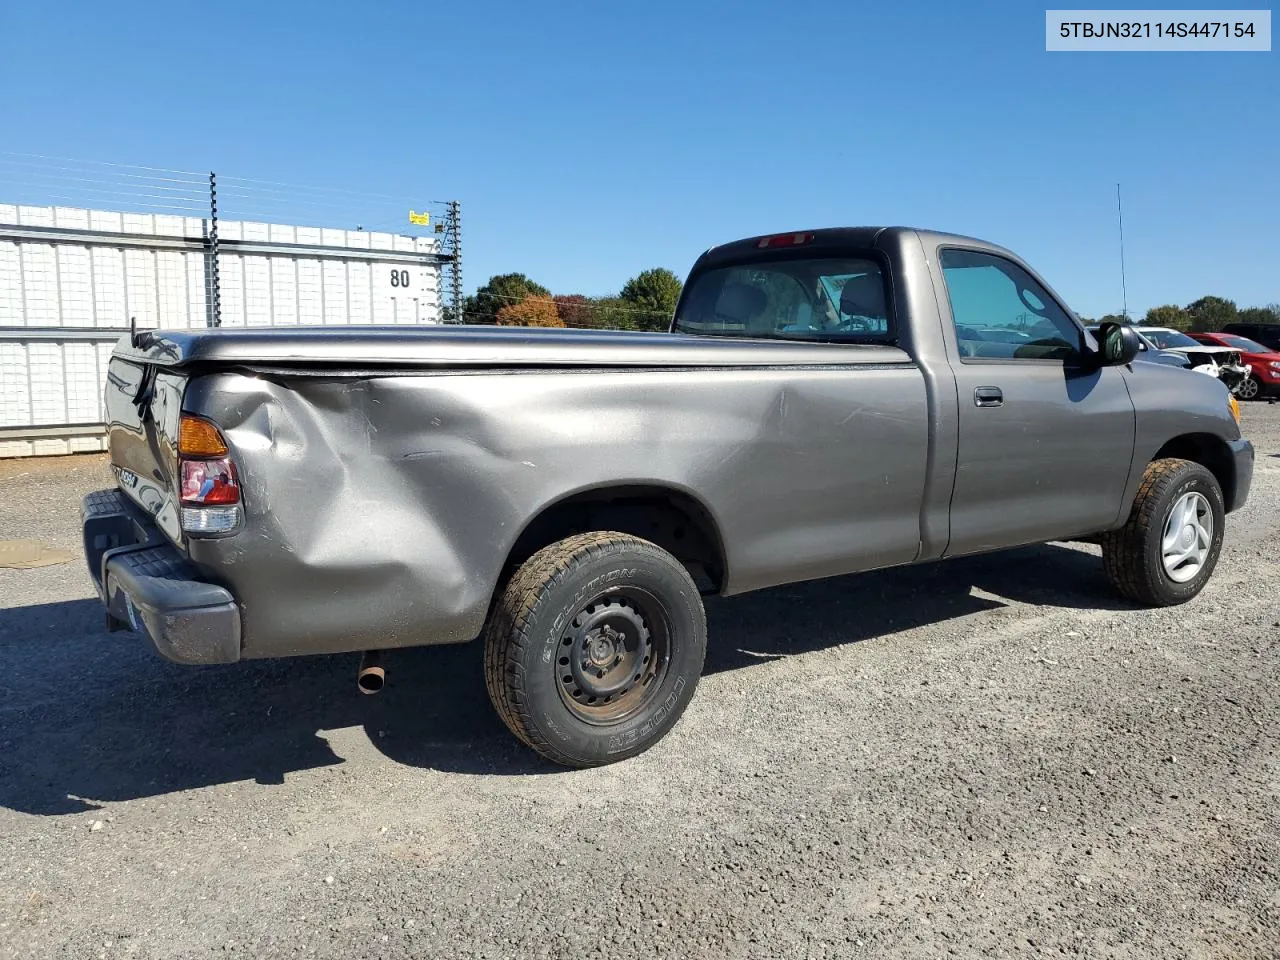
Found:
483,532 -> 706,767
1102,458 -> 1225,606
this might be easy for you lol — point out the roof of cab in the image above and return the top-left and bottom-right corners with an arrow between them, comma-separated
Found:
692,226 -> 1017,270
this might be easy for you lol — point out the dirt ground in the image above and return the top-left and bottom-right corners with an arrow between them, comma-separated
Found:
1,408 -> 1277,959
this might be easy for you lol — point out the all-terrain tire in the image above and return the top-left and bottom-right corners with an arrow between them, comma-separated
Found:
1101,458 -> 1225,607
483,532 -> 707,768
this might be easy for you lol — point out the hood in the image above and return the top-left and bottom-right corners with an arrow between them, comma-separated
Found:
1162,344 -> 1238,356
1162,345 -> 1245,367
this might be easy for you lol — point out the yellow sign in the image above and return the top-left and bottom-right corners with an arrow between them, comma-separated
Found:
408,210 -> 430,226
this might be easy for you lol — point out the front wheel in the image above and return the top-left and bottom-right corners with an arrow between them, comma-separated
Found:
1102,458 -> 1225,606
483,532 -> 707,768
1235,376 -> 1260,401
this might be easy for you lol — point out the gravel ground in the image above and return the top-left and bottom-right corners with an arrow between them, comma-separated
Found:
1,408 -> 1277,960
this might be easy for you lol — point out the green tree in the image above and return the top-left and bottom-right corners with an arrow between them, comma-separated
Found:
1143,304 -> 1190,330
620,268 -> 683,332
465,273 -> 552,325
1184,296 -> 1237,333
1096,313 -> 1129,326
587,296 -> 642,332
1237,305 -> 1280,325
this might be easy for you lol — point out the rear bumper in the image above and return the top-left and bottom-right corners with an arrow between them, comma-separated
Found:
82,489 -> 241,665
1228,438 -> 1254,513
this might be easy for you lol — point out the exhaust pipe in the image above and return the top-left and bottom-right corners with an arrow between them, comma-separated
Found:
357,651 -> 385,695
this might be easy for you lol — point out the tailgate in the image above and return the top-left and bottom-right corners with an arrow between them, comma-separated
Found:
103,353 -> 189,549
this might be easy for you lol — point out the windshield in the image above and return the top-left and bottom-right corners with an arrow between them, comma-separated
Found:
1142,328 -> 1200,349
1218,334 -> 1269,352
673,256 -> 890,341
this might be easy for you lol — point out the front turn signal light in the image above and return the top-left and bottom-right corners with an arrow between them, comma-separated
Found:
179,414 -> 229,457
1229,394 -> 1241,425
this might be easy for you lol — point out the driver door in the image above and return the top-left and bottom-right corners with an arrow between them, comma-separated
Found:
940,248 -> 1136,556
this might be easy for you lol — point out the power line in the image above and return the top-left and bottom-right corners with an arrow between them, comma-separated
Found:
0,160 -> 205,187
0,150 -> 204,177
218,172 -> 446,206
0,193 -> 208,214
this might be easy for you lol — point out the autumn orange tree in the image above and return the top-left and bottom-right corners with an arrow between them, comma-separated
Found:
495,296 -> 564,328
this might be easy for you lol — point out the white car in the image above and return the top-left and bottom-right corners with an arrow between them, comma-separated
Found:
1135,326 -> 1252,391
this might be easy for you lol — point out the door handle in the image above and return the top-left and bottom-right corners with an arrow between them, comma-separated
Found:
974,386 -> 1003,407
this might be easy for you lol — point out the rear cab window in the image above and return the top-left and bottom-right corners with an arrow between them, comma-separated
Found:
673,255 -> 892,343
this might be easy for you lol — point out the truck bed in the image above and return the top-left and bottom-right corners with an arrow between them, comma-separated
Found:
100,328 -> 931,659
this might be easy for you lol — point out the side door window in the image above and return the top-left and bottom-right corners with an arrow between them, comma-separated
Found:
940,249 -> 1083,361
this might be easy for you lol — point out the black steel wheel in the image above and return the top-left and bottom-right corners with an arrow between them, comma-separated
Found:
484,532 -> 706,767
556,592 -> 669,725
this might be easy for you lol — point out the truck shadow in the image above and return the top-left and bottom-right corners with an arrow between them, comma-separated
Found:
702,540 -> 1123,673
0,542 -> 1129,815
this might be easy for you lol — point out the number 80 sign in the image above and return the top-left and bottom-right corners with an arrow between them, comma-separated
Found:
375,264 -> 423,297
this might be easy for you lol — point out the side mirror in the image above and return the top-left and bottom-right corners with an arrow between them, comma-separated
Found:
1096,321 -> 1140,366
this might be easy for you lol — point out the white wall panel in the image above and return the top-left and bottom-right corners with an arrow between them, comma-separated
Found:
91,247 -> 128,327
0,241 -> 22,324
296,258 -> 323,324
0,343 -> 31,425
63,342 -> 101,422
27,343 -> 66,425
243,255 -> 272,327
57,245 -> 93,324
323,260 -> 347,324
270,258 -> 298,326
123,248 -> 159,328
219,253 -> 245,327
21,245 -> 59,325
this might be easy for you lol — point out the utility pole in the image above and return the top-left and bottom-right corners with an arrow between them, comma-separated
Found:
1116,183 -> 1128,322
447,200 -> 462,323
208,171 -> 222,328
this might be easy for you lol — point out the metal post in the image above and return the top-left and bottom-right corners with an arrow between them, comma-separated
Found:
447,199 -> 462,323
1116,183 -> 1128,323
208,171 -> 222,327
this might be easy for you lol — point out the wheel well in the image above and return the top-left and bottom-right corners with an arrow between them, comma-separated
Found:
502,486 -> 727,594
1153,434 -> 1237,511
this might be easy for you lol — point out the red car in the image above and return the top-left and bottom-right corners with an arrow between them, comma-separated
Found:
1190,331 -> 1280,400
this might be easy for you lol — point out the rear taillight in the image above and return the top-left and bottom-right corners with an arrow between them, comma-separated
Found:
180,457 -> 239,505
178,415 -> 241,534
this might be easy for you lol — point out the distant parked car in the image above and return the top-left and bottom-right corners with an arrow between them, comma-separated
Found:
1087,325 -> 1190,369
1136,326 -> 1252,393
1189,331 -> 1280,400
1223,322 -> 1280,352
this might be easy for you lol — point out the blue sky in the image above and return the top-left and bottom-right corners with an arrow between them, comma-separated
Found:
1,0 -> 1276,316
